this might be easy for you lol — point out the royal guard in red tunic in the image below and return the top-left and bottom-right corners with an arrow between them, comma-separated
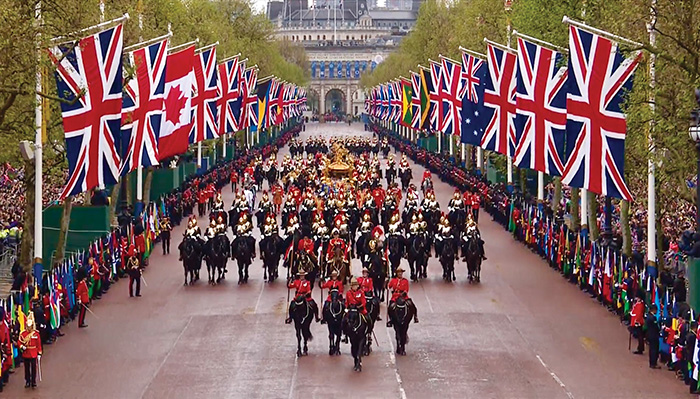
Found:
285,271 -> 319,324
629,297 -> 645,354
463,190 -> 473,216
230,170 -> 238,192
290,185 -> 302,205
386,267 -> 418,326
319,270 -> 344,324
0,307 -> 12,391
372,186 -> 386,208
346,278 -> 370,322
471,192 -> 481,222
18,314 -> 42,388
77,275 -> 90,328
197,188 -> 208,216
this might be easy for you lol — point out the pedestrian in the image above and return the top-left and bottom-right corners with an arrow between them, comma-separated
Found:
127,246 -> 142,297
686,321 -> 698,393
76,275 -> 89,328
646,304 -> 660,369
18,314 -> 41,388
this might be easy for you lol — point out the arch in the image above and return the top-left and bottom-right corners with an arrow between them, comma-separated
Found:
303,35 -> 307,40
324,88 -> 346,114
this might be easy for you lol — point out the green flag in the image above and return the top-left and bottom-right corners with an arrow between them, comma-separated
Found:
401,78 -> 413,126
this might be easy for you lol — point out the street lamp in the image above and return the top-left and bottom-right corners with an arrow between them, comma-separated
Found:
689,112 -> 700,231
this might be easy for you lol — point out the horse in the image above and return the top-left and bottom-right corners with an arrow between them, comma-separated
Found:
400,168 -> 412,192
266,165 -> 278,189
294,251 -> 318,288
322,290 -> 344,356
386,234 -> 405,277
407,234 -> 429,281
260,233 -> 284,282
388,296 -> 414,356
342,308 -> 372,371
363,290 -> 381,355
204,234 -> 229,285
448,209 -> 466,235
179,236 -> 201,285
326,245 -> 349,284
231,235 -> 255,284
386,165 -> 396,186
381,145 -> 390,158
462,232 -> 482,283
290,296 -> 314,357
367,252 -> 387,301
439,237 -> 457,282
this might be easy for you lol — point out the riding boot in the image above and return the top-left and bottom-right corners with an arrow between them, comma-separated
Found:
312,301 -> 320,322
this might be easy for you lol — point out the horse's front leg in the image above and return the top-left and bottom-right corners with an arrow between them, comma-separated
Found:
296,328 -> 303,357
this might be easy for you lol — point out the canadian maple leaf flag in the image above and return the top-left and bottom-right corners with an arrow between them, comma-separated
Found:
158,45 -> 195,160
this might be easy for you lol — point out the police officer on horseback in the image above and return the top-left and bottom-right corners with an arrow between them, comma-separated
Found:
386,267 -> 419,326
285,271 -> 319,324
319,270 -> 343,324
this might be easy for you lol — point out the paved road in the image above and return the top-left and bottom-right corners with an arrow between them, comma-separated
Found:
7,123 -> 687,398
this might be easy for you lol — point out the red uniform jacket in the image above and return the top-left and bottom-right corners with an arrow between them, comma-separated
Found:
327,238 -> 348,259
19,330 -> 41,359
198,190 -> 207,204
135,233 -> 146,254
629,301 -> 644,327
321,279 -> 344,301
358,276 -> 374,294
471,194 -> 481,209
345,289 -> 367,314
77,280 -> 90,304
298,238 -> 315,254
0,321 -> 11,371
289,279 -> 313,300
388,277 -> 410,301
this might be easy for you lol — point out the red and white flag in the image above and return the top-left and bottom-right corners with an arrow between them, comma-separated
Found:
158,45 -> 195,160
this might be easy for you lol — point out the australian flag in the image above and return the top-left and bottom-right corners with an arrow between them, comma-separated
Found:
459,50 -> 487,146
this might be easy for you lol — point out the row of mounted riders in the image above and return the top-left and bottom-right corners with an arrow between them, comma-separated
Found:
177,197 -> 485,289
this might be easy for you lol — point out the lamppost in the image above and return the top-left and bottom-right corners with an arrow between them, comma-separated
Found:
688,90 -> 700,230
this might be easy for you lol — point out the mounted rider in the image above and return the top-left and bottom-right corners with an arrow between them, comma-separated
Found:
366,226 -> 385,262
211,191 -> 225,213
346,278 -> 369,322
256,190 -> 274,228
235,212 -> 253,237
319,270 -> 344,324
386,267 -> 419,326
285,271 -> 319,324
464,214 -> 487,261
312,215 -> 330,254
183,216 -> 202,239
435,213 -> 455,255
358,267 -> 382,321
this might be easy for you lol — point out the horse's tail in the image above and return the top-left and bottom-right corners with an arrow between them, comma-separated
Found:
303,326 -> 313,342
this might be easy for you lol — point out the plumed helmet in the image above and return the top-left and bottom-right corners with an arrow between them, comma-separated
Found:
372,226 -> 383,238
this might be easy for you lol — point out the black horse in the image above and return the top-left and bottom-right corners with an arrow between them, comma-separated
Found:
462,232 -> 482,283
290,296 -> 314,357
407,234 -> 429,281
386,165 -> 396,186
388,296 -> 415,356
367,253 -> 387,301
400,168 -> 412,192
448,209 -> 466,235
386,234 -> 405,277
439,237 -> 457,282
179,236 -> 201,285
322,290 -> 344,356
260,233 -> 284,282
231,235 -> 255,284
204,234 -> 229,285
342,308 -> 372,372
266,165 -> 278,189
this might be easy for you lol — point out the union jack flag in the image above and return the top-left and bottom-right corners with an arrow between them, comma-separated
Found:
217,55 -> 241,135
50,25 -> 124,199
562,26 -> 641,200
390,81 -> 402,123
513,37 -> 568,176
241,67 -> 258,129
459,50 -> 486,146
439,56 -> 463,136
189,46 -> 219,143
428,61 -> 442,131
410,71 -> 423,129
482,43 -> 517,157
121,39 -> 168,176
381,84 -> 391,120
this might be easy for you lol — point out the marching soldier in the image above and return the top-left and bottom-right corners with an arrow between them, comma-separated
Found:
161,216 -> 172,255
76,275 -> 89,328
127,245 -> 143,297
386,267 -> 419,326
18,313 -> 41,388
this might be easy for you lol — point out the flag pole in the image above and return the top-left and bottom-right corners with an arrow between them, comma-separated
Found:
562,16 -> 643,47
219,53 -> 242,64
123,32 -> 173,52
169,38 -> 199,53
647,1 -> 657,268
50,13 -> 130,44
511,30 -> 568,53
458,46 -> 486,60
34,1 -> 43,273
195,41 -> 219,54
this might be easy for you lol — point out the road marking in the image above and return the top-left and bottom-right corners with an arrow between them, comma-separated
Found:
419,281 -> 434,313
287,356 -> 299,399
253,280 -> 265,314
536,354 -> 574,399
385,326 -> 408,399
140,316 -> 193,398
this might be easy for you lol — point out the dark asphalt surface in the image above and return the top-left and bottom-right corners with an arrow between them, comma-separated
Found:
6,124 -> 689,398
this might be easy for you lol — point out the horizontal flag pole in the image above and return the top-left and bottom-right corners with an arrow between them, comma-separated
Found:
258,75 -> 274,84
512,30 -> 568,53
427,58 -> 440,66
124,32 -> 172,53
51,13 -> 130,44
220,53 -> 241,63
195,41 -> 219,54
459,46 -> 486,60
169,38 -> 199,53
483,38 -> 516,54
438,54 -> 460,65
562,16 -> 642,47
